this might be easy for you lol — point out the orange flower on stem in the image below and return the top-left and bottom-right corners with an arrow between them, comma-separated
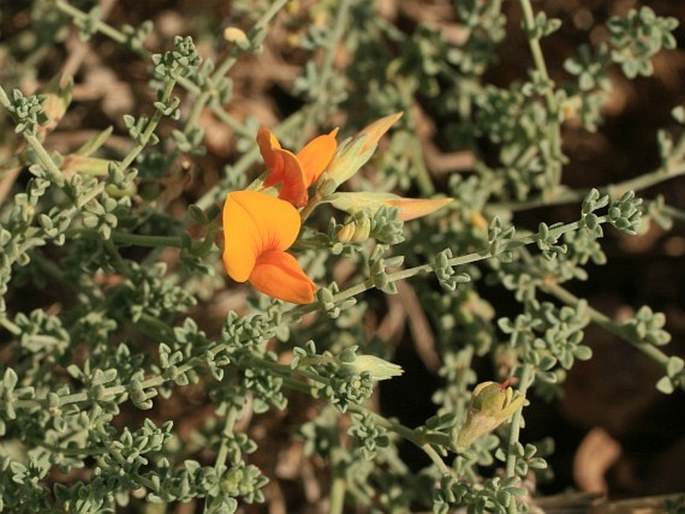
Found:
222,190 -> 316,304
257,126 -> 338,207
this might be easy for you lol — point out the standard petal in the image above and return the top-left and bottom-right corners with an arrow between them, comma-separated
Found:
262,149 -> 309,207
296,128 -> 339,186
249,250 -> 317,304
222,191 -> 301,282
256,126 -> 281,169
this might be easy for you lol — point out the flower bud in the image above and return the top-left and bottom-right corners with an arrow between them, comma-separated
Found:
329,192 -> 452,222
385,197 -> 453,222
455,380 -> 525,450
223,27 -> 249,48
337,222 -> 356,243
315,177 -> 338,198
325,112 -> 402,188
352,355 -> 403,381
357,112 -> 403,153
350,215 -> 371,243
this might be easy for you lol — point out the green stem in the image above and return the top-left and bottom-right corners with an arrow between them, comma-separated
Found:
491,164 -> 685,212
345,404 -> 454,474
30,249 -> 99,302
185,42 -> 242,133
329,475 -> 347,514
0,316 -> 21,336
421,443 -> 453,476
32,439 -> 106,457
606,166 -> 683,198
411,134 -> 435,197
253,0 -> 289,31
214,406 -> 239,473
397,79 -> 435,196
542,282 -> 671,366
55,0 -> 129,46
207,102 -> 255,138
0,86 -> 64,183
138,313 -> 176,340
330,405 -> 391,511
661,203 -> 685,223
518,0 -> 563,191
115,70 -> 179,174
329,219 -> 586,305
0,85 -> 10,108
53,0 -> 258,142
453,346 -> 475,425
189,0 -> 287,131
300,193 -> 322,222
297,0 -> 351,142
184,89 -> 212,135
110,231 -> 183,248
8,306 -> 457,479
505,364 -> 534,514
74,182 -> 106,209
316,0 -> 351,107
24,130 -> 64,183
518,0 -> 551,80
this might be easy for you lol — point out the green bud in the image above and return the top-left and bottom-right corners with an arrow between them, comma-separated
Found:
350,215 -> 371,243
353,355 -> 403,381
456,380 -> 525,450
324,113 -> 402,188
337,222 -> 356,243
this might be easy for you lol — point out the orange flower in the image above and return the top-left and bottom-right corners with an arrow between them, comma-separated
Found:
257,126 -> 338,207
222,190 -> 316,304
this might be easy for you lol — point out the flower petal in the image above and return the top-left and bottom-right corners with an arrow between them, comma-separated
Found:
250,250 -> 317,304
296,128 -> 339,186
256,126 -> 281,169
222,191 -> 301,282
262,149 -> 309,207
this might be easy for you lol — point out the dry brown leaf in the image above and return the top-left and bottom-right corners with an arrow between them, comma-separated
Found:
574,427 -> 622,493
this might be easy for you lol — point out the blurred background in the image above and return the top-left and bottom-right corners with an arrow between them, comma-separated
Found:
1,0 -> 684,510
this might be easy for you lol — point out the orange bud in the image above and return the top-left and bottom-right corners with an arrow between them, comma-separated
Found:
325,113 -> 402,187
357,112 -> 403,152
329,192 -> 453,222
385,197 -> 454,222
